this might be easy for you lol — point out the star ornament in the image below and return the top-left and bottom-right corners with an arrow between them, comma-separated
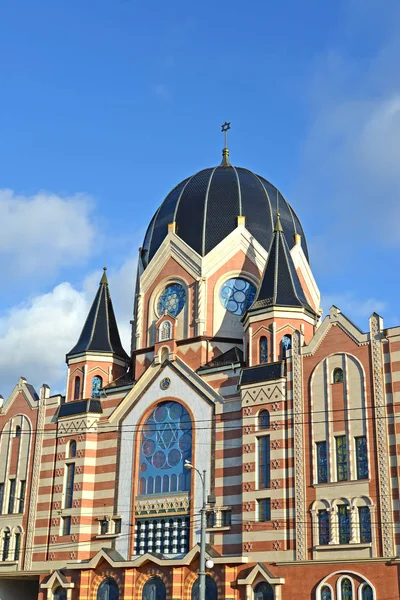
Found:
221,121 -> 231,132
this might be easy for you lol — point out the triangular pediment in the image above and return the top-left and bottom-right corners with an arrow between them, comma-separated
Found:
2,377 -> 40,413
237,562 -> 285,585
109,358 -> 221,424
41,570 -> 74,589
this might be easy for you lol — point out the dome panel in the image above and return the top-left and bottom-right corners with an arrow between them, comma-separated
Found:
141,165 -> 309,268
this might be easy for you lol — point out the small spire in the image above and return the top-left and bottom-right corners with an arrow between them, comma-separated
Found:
100,266 -> 108,285
220,121 -> 231,167
275,213 -> 283,232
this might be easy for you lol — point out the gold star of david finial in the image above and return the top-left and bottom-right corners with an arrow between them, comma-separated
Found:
220,121 -> 231,167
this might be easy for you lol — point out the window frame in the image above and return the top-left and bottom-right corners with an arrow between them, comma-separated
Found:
355,436 -> 368,480
318,509 -> 330,545
18,480 -> 26,513
358,506 -> 372,543
258,498 -> 271,522
64,463 -> 75,509
336,435 -> 348,481
338,504 -> 350,544
257,435 -> 270,489
316,441 -> 328,483
8,479 -> 16,515
62,516 -> 71,537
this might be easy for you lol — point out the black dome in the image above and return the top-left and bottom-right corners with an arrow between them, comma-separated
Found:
141,165 -> 309,267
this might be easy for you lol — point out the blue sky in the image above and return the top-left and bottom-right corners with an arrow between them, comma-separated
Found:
1,0 -> 400,397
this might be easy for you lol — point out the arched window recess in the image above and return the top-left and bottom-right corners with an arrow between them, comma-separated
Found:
259,336 -> 268,364
91,375 -> 103,399
68,440 -> 77,458
333,368 -> 344,383
258,410 -> 270,431
97,577 -> 119,600
142,577 -> 166,600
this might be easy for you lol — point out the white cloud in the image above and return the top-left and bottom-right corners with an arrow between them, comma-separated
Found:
0,257 -> 137,401
0,189 -> 97,278
321,292 -> 386,322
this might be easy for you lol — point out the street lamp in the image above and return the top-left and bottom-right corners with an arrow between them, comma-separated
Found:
184,460 -> 211,600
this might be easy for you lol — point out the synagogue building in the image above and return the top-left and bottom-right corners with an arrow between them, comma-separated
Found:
0,140 -> 399,600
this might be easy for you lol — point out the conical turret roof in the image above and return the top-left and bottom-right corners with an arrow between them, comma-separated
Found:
67,268 -> 129,360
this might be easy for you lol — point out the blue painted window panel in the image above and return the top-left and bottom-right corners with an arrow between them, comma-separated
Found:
318,509 -> 330,545
254,582 -> 274,600
359,507 -> 372,543
54,588 -> 67,600
260,337 -> 268,363
336,436 -> 348,481
69,440 -> 77,458
64,463 -> 75,509
7,479 -> 15,514
219,278 -> 256,316
333,368 -> 344,383
362,585 -> 373,600
258,436 -> 270,489
97,578 -> 119,600
258,410 -> 270,431
62,516 -> 71,536
341,578 -> 353,600
191,576 -> 217,600
91,376 -> 103,398
316,441 -> 328,483
139,402 -> 192,496
258,498 -> 271,522
74,376 -> 81,400
157,284 -> 186,318
338,505 -> 350,544
356,436 -> 368,479
281,334 -> 292,358
321,587 -> 332,600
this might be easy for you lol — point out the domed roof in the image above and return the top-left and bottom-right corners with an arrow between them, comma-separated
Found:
141,164 -> 309,267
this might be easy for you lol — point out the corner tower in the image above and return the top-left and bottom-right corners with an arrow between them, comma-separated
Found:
66,268 -> 129,402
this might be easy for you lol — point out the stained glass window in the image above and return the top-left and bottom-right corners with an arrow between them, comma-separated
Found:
333,368 -> 344,383
258,498 -> 271,522
338,505 -> 350,544
356,436 -> 368,479
0,484 -> 4,514
219,278 -> 256,316
318,509 -> 330,545
74,376 -> 81,400
258,410 -> 270,431
142,577 -> 166,600
14,532 -> 21,561
191,575 -> 218,600
258,436 -> 270,489
157,284 -> 186,318
91,376 -> 103,398
362,585 -> 373,600
53,587 -> 67,600
281,335 -> 292,358
359,507 -> 372,543
321,586 -> 332,600
69,440 -> 77,458
341,578 -> 352,600
260,336 -> 268,363
64,464 -> 75,509
8,479 -> 15,514
139,402 -> 192,495
2,531 -> 10,561
336,436 -> 348,481
316,441 -> 328,483
97,578 -> 119,600
254,581 -> 274,600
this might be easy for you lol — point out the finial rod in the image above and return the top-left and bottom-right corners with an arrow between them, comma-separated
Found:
220,121 -> 231,167
100,266 -> 108,285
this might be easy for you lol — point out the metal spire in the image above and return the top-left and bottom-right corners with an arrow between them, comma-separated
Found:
220,121 -> 231,166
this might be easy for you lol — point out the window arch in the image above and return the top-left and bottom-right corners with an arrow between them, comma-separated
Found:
91,375 -> 103,398
260,336 -> 268,364
341,578 -> 353,600
254,581 -> 274,600
191,575 -> 218,600
97,577 -> 119,600
160,347 -> 169,363
281,334 -> 292,358
142,577 -> 166,600
159,321 -> 172,341
321,586 -> 332,600
74,376 -> 81,400
333,368 -> 344,383
139,402 -> 192,495
68,440 -> 77,458
361,584 -> 373,600
53,588 -> 67,600
258,410 -> 270,430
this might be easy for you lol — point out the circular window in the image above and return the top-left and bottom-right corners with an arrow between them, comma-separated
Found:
219,277 -> 256,315
157,283 -> 186,318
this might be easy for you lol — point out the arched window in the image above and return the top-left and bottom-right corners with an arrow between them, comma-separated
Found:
341,578 -> 352,600
139,402 -> 192,496
74,376 -> 81,400
14,426 -> 21,439
53,588 -> 67,600
142,577 -> 166,600
333,368 -> 344,383
91,376 -> 103,398
254,581 -> 274,600
191,575 -> 218,600
159,321 -> 172,341
321,587 -> 332,600
258,410 -> 270,430
361,585 -> 373,600
281,334 -> 292,358
260,336 -> 268,364
160,347 -> 169,363
68,440 -> 77,458
97,577 -> 119,600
